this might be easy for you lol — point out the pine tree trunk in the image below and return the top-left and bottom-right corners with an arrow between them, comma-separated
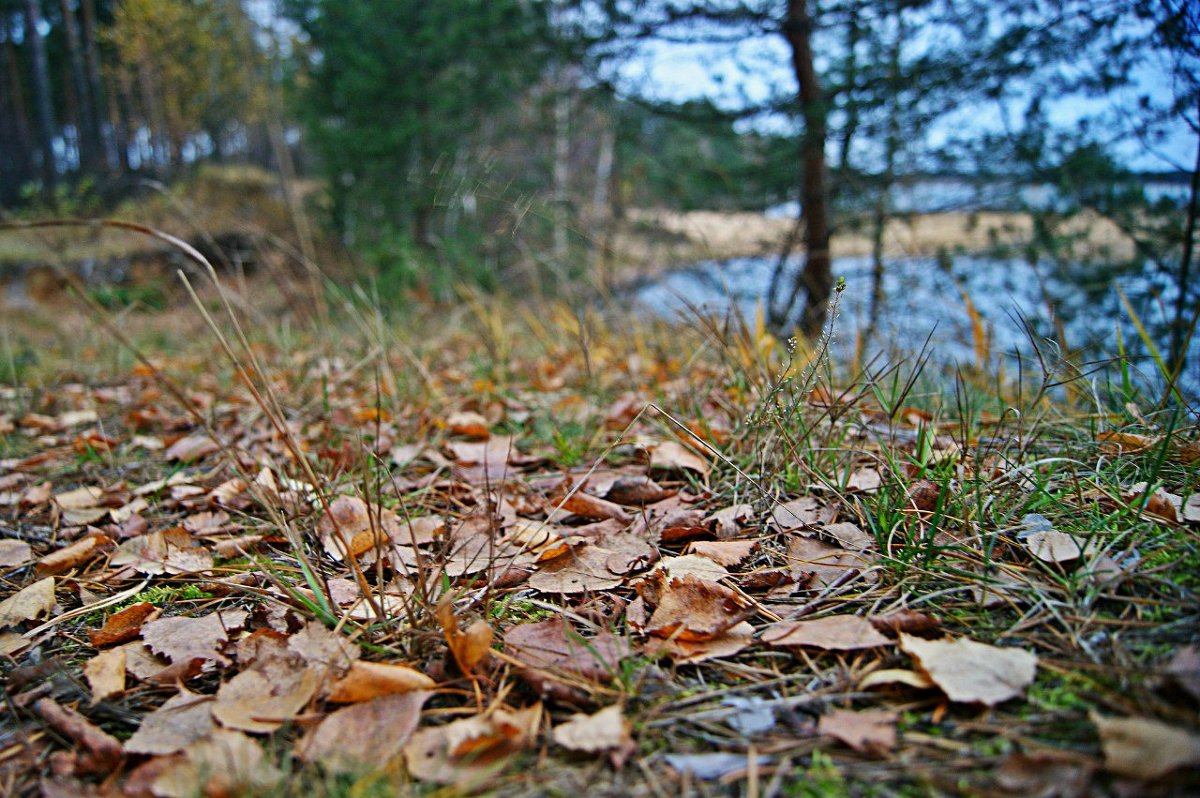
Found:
779,0 -> 832,340
1,25 -> 35,200
79,0 -> 111,170
60,0 -> 101,174
22,0 -> 58,196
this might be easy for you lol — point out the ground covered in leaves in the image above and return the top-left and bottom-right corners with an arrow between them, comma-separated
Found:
2,286 -> 1199,797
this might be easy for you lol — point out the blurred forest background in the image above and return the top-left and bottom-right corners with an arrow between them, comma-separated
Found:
0,0 -> 1197,392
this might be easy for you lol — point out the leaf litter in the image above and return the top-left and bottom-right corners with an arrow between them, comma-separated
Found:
1,298 -> 1198,797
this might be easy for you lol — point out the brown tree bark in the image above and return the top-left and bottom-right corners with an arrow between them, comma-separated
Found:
0,23 -> 35,198
777,0 -> 832,340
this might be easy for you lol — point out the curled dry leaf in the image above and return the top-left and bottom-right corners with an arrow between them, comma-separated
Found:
762,616 -> 891,651
858,668 -> 935,691
437,598 -> 494,676
1183,494 -> 1200,524
644,575 -> 754,642
528,543 -> 625,594
553,704 -> 635,765
300,690 -> 430,773
899,633 -> 1036,706
818,708 -> 897,754
0,576 -> 56,627
604,475 -> 673,506
1164,645 -> 1200,703
772,497 -> 832,530
326,659 -> 436,703
125,690 -> 215,756
643,621 -> 754,664
821,522 -> 872,551
504,618 -> 630,692
37,532 -> 113,575
445,410 -> 491,438
869,610 -> 941,637
33,697 -> 124,773
403,705 -> 541,785
286,620 -> 360,676
1091,712 -> 1200,780
706,503 -> 755,539
110,528 -> 213,575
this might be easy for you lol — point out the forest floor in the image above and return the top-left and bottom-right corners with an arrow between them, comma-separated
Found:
1,246 -> 1199,797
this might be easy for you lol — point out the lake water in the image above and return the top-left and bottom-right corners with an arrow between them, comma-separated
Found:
629,254 -> 1198,400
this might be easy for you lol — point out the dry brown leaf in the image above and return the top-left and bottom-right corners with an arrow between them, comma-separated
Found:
651,554 -> 729,583
643,621 -> 754,664
818,708 -> 897,753
1023,530 -> 1082,563
784,536 -> 873,589
762,615 -> 891,651
650,440 -> 711,476
141,610 -> 247,667
89,602 -> 157,647
0,539 -> 32,566
437,598 -> 494,676
125,690 -> 215,756
645,575 -> 754,641
1091,712 -> 1200,779
300,690 -> 430,773
772,497 -> 832,530
858,668 -> 935,690
993,750 -> 1094,798
149,729 -> 281,797
686,539 -> 756,566
211,664 -> 322,733
1183,494 -> 1200,524
604,475 -> 673,505
37,532 -> 113,575
316,495 -> 387,561
529,543 -> 625,594
326,659 -> 436,703
845,467 -> 882,492
900,633 -> 1037,706
1164,645 -> 1200,703
287,620 -> 360,676
821,522 -> 873,551
116,640 -> 171,681
109,528 -> 213,575
404,705 -> 541,785
163,433 -> 220,463
706,503 -> 755,538
504,617 -> 629,688
53,485 -> 104,511
83,648 -> 125,704
868,610 -> 942,637
0,576 -> 55,627
445,410 -> 491,438
553,704 -> 635,765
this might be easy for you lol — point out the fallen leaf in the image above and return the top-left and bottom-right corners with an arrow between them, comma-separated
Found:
650,440 -> 711,476
686,539 -> 756,566
141,610 -> 248,667
528,543 -> 625,593
868,610 -> 941,637
445,410 -> 491,438
437,599 -> 493,677
163,433 -> 220,462
287,620 -> 360,676
89,602 -> 157,647
818,708 -> 897,753
722,696 -> 776,735
644,575 -> 754,641
53,485 -> 104,511
763,616 -> 891,651
149,729 -> 281,797
110,528 -> 213,575
1091,712 -> 1200,779
326,659 -> 436,703
1183,494 -> 1200,524
404,705 -> 540,785
0,539 -> 32,566
993,750 -> 1094,798
604,475 -> 673,505
706,503 -> 754,538
845,467 -> 882,492
784,536 -> 873,589
553,704 -> 634,763
83,648 -> 125,704
125,690 -> 215,755
0,576 -> 56,627
651,554 -> 729,583
504,618 -> 630,694
36,532 -> 113,575
1023,531 -> 1082,563
643,621 -> 754,664
821,522 -> 872,551
1164,645 -> 1200,702
300,690 -> 430,772
900,633 -> 1036,706
772,497 -> 833,530
212,663 -> 322,733
858,668 -> 935,690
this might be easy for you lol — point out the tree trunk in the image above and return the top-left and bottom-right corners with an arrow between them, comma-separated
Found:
60,0 -> 101,174
22,0 -> 58,196
776,0 -> 833,340
1167,112 -> 1200,393
79,0 -> 111,170
1,24 -> 35,200
553,71 -> 572,273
